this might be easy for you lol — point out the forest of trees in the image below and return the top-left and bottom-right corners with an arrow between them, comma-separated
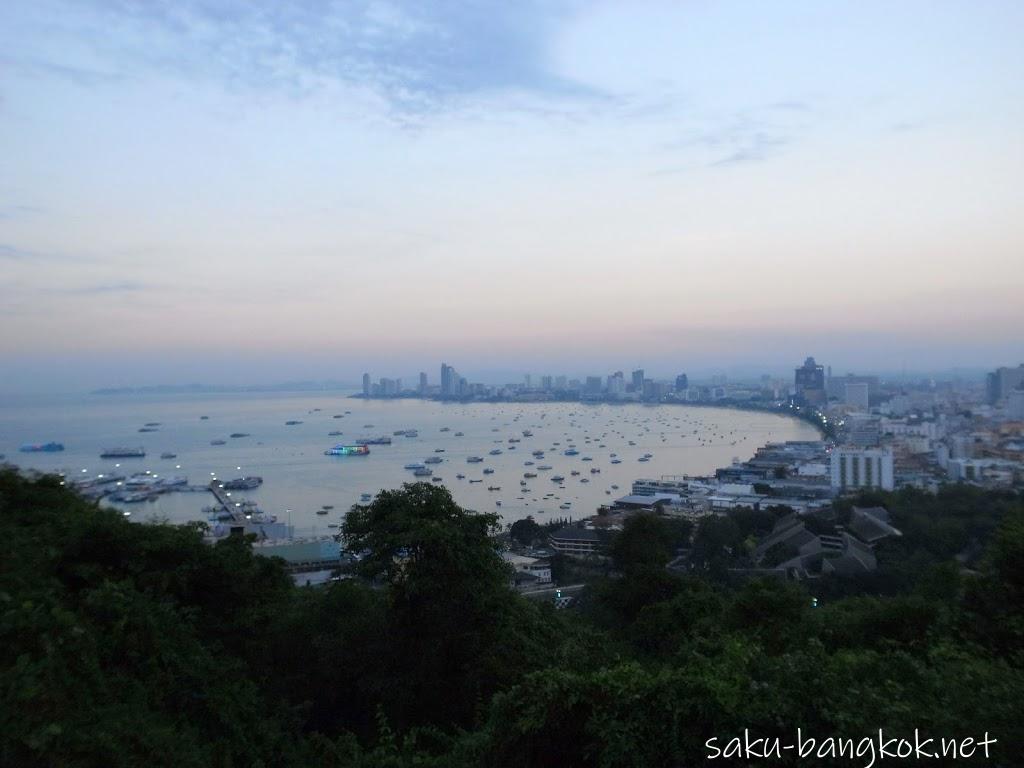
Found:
2,468 -> 1022,767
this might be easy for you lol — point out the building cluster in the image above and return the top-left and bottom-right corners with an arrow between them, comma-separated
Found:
527,357 -> 1024,584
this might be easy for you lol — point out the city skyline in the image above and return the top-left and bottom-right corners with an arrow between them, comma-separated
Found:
2,1 -> 1023,392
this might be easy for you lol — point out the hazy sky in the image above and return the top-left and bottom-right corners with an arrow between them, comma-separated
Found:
1,1 -> 1022,391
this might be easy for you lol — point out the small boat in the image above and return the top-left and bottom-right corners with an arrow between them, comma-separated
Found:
200,416 -> 209,420
413,468 -> 433,477
440,427 -> 450,432
160,452 -> 176,459
456,473 -> 466,479
404,462 -> 426,470
144,422 -> 161,427
424,456 -> 443,464
469,479 -> 483,483
467,456 -> 483,463
316,509 -> 328,515
487,486 -> 501,491
571,470 -> 580,476
360,494 -> 372,501
454,432 -> 464,437
431,477 -> 443,483
210,439 -> 226,446
483,468 -> 495,475
229,433 -> 250,438
285,420 -> 302,426
489,449 -> 503,455
138,427 -> 158,433
322,504 -> 335,510
551,475 -> 565,482
524,472 -> 537,478
328,430 -> 343,436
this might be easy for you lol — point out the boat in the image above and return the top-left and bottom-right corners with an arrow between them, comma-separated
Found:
551,475 -> 565,482
456,473 -> 465,479
328,430 -> 343,436
532,450 -> 545,457
559,503 -> 571,510
571,470 -> 580,476
580,478 -> 590,483
316,508 -> 328,515
581,456 -> 592,461
160,452 -> 177,459
222,476 -> 263,490
611,459 -> 622,464
285,420 -> 302,425
469,479 -> 483,483
424,456 -> 443,464
454,432 -> 464,436
393,430 -> 407,436
483,468 -> 495,475
440,427 -> 450,432
524,461 -> 534,466
523,472 -> 537,478
356,436 -> 392,445
20,442 -> 64,453
325,444 -> 370,456
487,486 -> 501,491
210,439 -> 226,446
537,465 -> 552,470
360,494 -> 372,501
467,456 -> 483,463
564,449 -> 579,456
431,476 -> 443,483
522,430 -> 533,437
229,432 -> 250,438
489,448 -> 503,455
144,422 -> 160,427
404,462 -> 426,470
100,447 -> 145,458
638,457 -> 649,462
434,448 -> 445,453
590,468 -> 601,474
138,427 -> 158,433
413,468 -> 433,477
200,416 -> 209,420
322,504 -> 334,510
404,430 -> 419,438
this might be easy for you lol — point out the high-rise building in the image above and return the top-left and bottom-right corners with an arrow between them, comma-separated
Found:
585,376 -> 603,394
541,375 -> 553,391
362,373 -> 371,397
419,372 -> 428,394
441,362 -> 460,396
555,376 -> 567,390
631,369 -> 644,392
675,373 -> 688,391
795,357 -> 826,405
986,364 -> 1024,404
844,382 -> 870,410
831,447 -> 894,492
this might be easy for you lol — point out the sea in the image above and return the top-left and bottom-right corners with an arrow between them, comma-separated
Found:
0,391 -> 820,536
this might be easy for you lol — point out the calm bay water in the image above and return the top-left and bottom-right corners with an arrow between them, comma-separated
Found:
0,392 -> 820,536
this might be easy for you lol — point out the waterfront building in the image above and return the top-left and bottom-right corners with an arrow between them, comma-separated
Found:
675,373 -> 688,391
830,447 -> 895,492
631,369 -> 644,392
418,372 -> 428,394
362,373 -> 371,397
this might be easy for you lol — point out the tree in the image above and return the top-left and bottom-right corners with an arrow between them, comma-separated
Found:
509,516 -> 543,547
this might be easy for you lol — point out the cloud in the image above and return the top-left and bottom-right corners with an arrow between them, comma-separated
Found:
0,242 -> 90,262
18,0 -> 594,119
65,281 -> 153,295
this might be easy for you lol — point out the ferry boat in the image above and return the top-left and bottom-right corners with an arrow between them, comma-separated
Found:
100,447 -> 145,458
20,442 -> 64,453
324,444 -> 370,456
413,467 -> 432,477
356,436 -> 392,445
222,476 -> 263,490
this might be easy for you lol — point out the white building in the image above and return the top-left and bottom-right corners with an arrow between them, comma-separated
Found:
830,447 -> 894,492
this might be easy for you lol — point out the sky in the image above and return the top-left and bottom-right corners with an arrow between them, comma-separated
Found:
1,0 -> 1022,392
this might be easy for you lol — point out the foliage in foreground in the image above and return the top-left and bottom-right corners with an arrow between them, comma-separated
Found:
1,469 -> 1022,767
